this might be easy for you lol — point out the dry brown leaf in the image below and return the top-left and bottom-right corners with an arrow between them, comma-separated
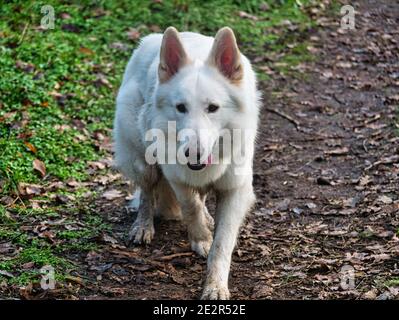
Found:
24,141 -> 37,154
377,195 -> 393,204
368,253 -> 391,262
149,25 -> 161,32
325,147 -> 349,156
33,159 -> 46,177
336,61 -> 352,68
127,28 -> 140,41
18,183 -> 43,196
238,11 -> 259,21
88,161 -> 106,170
363,289 -> 378,300
66,179 -> 81,188
102,189 -> 123,200
359,175 -> 372,186
251,283 -> 274,299
102,233 -> 118,244
79,47 -> 94,55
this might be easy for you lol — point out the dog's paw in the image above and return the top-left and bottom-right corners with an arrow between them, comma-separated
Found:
127,221 -> 154,245
191,238 -> 212,257
201,282 -> 230,300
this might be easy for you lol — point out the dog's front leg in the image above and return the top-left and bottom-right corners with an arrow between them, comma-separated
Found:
127,191 -> 155,245
201,183 -> 255,300
170,182 -> 213,257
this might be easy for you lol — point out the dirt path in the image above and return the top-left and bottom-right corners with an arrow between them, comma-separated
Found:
71,0 -> 398,300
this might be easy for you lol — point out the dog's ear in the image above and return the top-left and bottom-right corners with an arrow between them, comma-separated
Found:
207,27 -> 243,84
159,27 -> 189,83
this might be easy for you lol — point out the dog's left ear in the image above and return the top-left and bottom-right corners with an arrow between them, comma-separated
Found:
206,27 -> 243,84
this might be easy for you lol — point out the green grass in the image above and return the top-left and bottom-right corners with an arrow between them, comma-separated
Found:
0,0 -> 327,293
0,246 -> 72,286
0,203 -> 109,286
385,278 -> 399,287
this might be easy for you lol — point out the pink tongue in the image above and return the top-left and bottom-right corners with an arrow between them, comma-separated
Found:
205,154 -> 213,165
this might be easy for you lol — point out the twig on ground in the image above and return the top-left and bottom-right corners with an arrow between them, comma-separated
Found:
265,107 -> 301,130
156,252 -> 194,261
18,22 -> 30,44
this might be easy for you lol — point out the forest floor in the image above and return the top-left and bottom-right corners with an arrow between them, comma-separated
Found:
1,0 -> 398,300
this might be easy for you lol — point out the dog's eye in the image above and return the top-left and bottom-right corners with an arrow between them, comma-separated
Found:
176,103 -> 187,113
207,104 -> 219,113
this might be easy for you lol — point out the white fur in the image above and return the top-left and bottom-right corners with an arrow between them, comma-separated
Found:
114,27 -> 260,299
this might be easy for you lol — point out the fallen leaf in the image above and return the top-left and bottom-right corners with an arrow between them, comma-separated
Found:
60,12 -> 71,20
30,200 -> 41,210
15,60 -> 35,73
88,161 -> 106,170
0,242 -> 16,254
18,183 -> 43,196
324,147 -> 349,156
363,289 -> 378,300
336,61 -> 352,68
238,11 -> 258,21
251,283 -> 274,298
0,270 -> 14,278
359,175 -> 372,186
24,141 -> 37,154
322,70 -> 333,78
101,233 -> 118,244
377,195 -> 393,204
66,179 -> 81,188
33,159 -> 46,177
110,42 -> 129,51
368,254 -> 391,262
102,189 -> 123,200
149,25 -> 161,33
293,207 -> 303,215
79,47 -> 94,55
127,28 -> 140,41
306,202 -> 317,209
61,24 -> 81,33
53,194 -> 75,203
21,262 -> 35,269
93,73 -> 112,88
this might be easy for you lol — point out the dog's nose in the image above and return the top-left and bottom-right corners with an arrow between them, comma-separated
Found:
184,147 -> 206,171
184,148 -> 201,162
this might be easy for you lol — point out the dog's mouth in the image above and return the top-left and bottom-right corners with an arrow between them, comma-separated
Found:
186,154 -> 212,171
187,163 -> 206,171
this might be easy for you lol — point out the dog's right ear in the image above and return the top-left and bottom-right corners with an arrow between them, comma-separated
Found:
158,27 -> 189,83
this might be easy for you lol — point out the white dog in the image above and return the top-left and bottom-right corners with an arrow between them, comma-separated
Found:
114,26 -> 260,299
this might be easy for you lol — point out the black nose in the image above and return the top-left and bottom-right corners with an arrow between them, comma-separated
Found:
185,148 -> 206,171
184,148 -> 201,162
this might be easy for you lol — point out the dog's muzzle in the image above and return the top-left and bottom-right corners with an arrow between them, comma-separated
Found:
185,149 -> 212,171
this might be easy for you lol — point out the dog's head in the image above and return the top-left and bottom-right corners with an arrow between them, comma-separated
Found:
154,27 -> 246,171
